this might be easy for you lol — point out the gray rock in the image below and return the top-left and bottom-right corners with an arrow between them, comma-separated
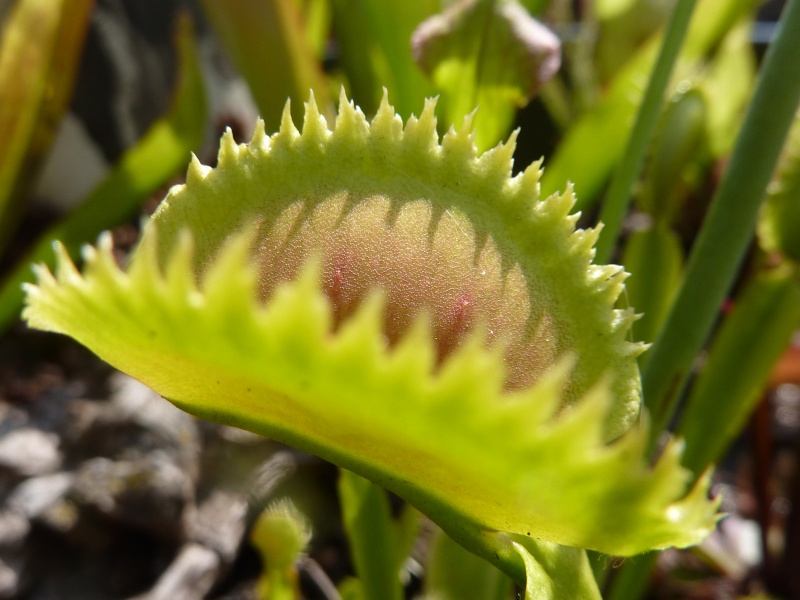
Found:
188,489 -> 248,563
0,403 -> 27,438
70,454 -> 192,537
132,543 -> 221,600
8,472 -> 74,519
0,554 -> 24,600
0,428 -> 61,477
71,374 -> 200,478
0,511 -> 29,550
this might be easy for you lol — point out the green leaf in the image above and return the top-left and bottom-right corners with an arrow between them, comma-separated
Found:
678,269 -> 800,474
622,225 -> 683,347
637,88 -> 708,223
511,538 -> 600,600
593,0 -> 699,263
595,0 -> 637,20
0,0 -> 94,254
758,109 -> 800,264
594,0 -> 673,83
330,0 -> 437,119
337,578 -> 365,600
540,0 -> 761,208
412,0 -> 560,151
425,528 -> 513,600
0,11 -> 207,330
393,504 -> 422,575
700,21 -> 756,159
642,0 -> 800,443
338,470 -> 405,600
605,552 -> 657,600
199,0 -> 332,129
23,92 -> 717,567
519,0 -> 549,16
292,0 -> 331,59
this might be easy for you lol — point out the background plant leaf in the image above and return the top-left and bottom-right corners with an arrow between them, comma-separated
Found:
642,0 -> 800,441
0,11 -> 206,330
425,529 -> 513,600
758,108 -> 800,264
700,21 -> 756,159
678,269 -> 800,475
292,0 -> 331,60
539,0 -> 761,209
200,0 -> 332,130
636,88 -> 707,224
330,0 -> 437,119
338,470 -> 405,600
622,225 -> 683,347
0,0 -> 94,255
511,538 -> 601,600
412,0 -> 560,151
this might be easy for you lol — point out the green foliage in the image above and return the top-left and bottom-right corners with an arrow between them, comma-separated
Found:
412,0 -> 560,151
636,88 -> 707,224
0,9 -> 207,330
0,12 -> 207,329
0,0 -> 93,254
759,110 -> 800,263
425,529 -> 513,600
622,225 -> 683,346
594,0 -> 697,263
539,0 -> 761,208
642,0 -> 800,441
679,269 -> 800,474
338,471 -> 406,600
200,0 -> 332,129
330,0 -> 437,118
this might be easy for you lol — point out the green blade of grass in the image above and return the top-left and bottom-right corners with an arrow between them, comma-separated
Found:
594,0 -> 696,264
338,470 -> 404,600
678,269 -> 800,474
643,0 -> 800,448
621,225 -> 683,347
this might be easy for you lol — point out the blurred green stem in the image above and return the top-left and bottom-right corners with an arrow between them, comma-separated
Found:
338,470 -> 404,600
425,529 -> 513,600
594,0 -> 697,263
605,553 -> 657,600
678,268 -> 800,474
643,0 -> 800,449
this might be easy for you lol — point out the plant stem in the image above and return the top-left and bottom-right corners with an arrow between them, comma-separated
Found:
643,0 -> 800,450
338,470 -> 405,600
594,0 -> 697,264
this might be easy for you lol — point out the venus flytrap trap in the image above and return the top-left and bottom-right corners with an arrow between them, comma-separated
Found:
251,500 -> 313,600
23,91 -> 719,598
